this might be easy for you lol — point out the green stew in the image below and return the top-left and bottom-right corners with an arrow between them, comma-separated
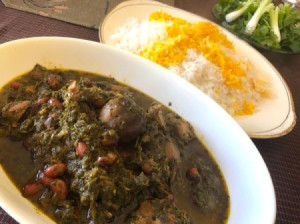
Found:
0,65 -> 229,224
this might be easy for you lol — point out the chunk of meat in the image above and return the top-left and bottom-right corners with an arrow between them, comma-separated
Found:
29,64 -> 46,80
1,101 -> 31,121
47,74 -> 63,90
67,80 -> 80,93
147,103 -> 167,129
148,103 -> 194,143
166,113 -> 195,143
99,96 -> 146,143
158,140 -> 181,182
160,140 -> 181,163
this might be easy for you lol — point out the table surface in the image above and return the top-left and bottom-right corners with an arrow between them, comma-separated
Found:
0,0 -> 300,223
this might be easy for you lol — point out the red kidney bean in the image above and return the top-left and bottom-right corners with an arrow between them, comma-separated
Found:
142,163 -> 152,175
44,163 -> 67,178
22,182 -> 43,197
37,171 -> 55,186
76,142 -> 89,157
37,96 -> 49,105
97,156 -> 111,166
50,179 -> 68,200
9,81 -> 22,90
186,167 -> 201,181
97,152 -> 117,166
48,98 -> 63,109
166,193 -> 174,201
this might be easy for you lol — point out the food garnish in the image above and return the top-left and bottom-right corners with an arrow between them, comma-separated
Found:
108,11 -> 271,115
213,0 -> 300,52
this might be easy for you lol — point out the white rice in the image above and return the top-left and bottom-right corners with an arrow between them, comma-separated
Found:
107,17 -> 269,115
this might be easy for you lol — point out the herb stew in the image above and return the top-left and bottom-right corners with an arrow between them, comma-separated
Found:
0,65 -> 229,224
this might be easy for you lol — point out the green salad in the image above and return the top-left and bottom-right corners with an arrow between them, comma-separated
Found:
213,0 -> 300,53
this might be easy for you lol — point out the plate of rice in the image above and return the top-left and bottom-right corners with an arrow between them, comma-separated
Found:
99,0 -> 296,138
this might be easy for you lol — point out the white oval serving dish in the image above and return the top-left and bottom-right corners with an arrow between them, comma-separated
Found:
0,37 -> 275,224
99,0 -> 296,139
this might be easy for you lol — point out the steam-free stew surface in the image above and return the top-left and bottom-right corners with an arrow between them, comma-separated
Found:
0,65 -> 229,224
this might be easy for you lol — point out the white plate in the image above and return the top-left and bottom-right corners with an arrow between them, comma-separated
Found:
0,37 -> 276,224
99,0 -> 296,139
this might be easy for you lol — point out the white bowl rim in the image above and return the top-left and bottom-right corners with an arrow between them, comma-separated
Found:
0,37 -> 276,224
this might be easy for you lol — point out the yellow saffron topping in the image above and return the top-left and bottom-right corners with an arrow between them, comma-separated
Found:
140,11 -> 246,90
234,101 -> 255,115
